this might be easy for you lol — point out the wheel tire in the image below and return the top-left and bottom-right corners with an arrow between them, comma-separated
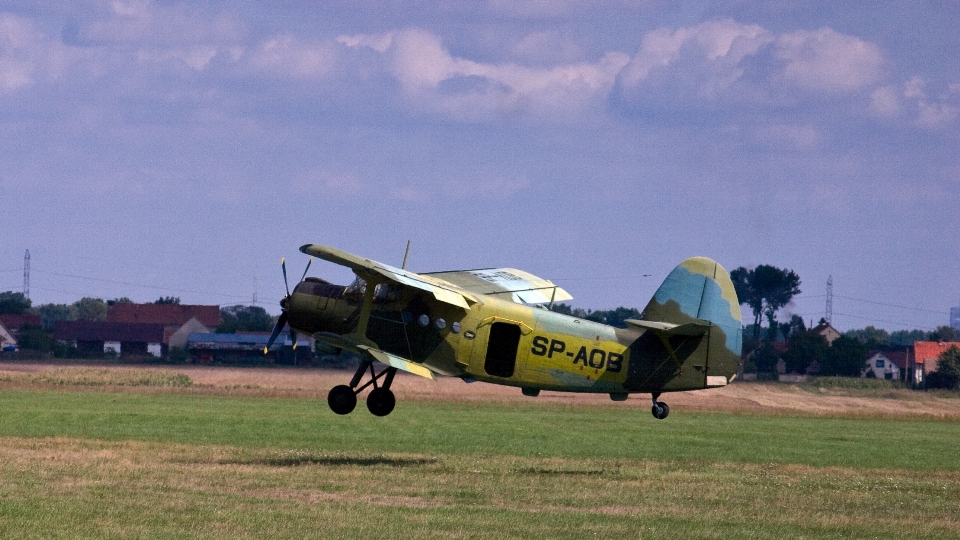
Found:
328,385 -> 357,415
651,402 -> 670,420
366,387 -> 396,417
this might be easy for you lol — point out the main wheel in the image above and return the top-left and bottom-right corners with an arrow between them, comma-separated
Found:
366,387 -> 396,417
328,385 -> 357,415
651,402 -> 670,420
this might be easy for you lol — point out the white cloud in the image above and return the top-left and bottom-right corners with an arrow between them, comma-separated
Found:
85,1 -> 247,45
616,20 -> 887,111
902,76 -> 960,128
339,28 -> 628,120
0,13 -> 81,92
775,27 -> 884,93
245,35 -> 338,78
618,19 -> 773,92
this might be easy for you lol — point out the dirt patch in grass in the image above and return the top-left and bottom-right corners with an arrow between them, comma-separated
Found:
2,361 -> 959,418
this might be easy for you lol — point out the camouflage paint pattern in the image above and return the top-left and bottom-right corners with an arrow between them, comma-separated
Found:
289,245 -> 743,398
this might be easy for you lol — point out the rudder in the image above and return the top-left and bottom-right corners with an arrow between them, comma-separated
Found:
628,257 -> 742,390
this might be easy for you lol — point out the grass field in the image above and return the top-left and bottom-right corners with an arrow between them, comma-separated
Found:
0,365 -> 959,538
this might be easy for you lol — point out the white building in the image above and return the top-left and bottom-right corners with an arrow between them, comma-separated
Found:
862,351 -> 904,380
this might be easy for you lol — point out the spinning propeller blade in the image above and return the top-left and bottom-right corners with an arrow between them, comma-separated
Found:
265,256 -> 311,354
264,311 -> 289,354
281,257 -> 290,297
299,257 -> 313,284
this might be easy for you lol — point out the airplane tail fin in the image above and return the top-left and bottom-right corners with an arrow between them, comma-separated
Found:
626,257 -> 742,390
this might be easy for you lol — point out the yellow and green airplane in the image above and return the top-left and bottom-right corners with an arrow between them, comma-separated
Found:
265,244 -> 742,420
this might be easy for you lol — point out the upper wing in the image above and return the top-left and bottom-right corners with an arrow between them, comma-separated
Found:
299,244 -> 474,309
424,268 -> 572,305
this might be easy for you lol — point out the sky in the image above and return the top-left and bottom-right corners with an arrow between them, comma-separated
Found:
1,1 -> 958,332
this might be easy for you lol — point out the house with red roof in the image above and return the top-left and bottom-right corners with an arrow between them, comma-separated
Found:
0,313 -> 42,335
910,341 -> 960,387
107,303 -> 219,328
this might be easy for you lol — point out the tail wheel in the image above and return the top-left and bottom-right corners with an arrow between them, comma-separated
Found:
651,402 -> 670,420
328,384 -> 357,415
366,387 -> 396,417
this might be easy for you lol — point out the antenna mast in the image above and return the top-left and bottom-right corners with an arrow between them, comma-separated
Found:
825,275 -> 833,324
22,250 -> 30,300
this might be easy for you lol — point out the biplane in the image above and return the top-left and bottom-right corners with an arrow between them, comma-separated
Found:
266,244 -> 742,419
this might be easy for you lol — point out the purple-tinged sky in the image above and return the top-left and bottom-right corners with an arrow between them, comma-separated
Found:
2,1 -> 958,331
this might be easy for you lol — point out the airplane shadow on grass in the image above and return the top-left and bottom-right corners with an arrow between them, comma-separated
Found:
218,453 -> 439,468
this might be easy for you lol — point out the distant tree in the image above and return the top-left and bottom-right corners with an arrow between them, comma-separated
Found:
781,330 -> 828,374
820,336 -> 867,377
15,324 -> 53,352
730,265 -> 801,341
778,315 -> 807,342
845,326 -> 891,349
889,329 -> 928,348
751,342 -> 782,375
109,297 -> 133,304
29,303 -> 79,330
155,296 -> 181,305
550,303 -> 592,319
217,305 -> 273,333
0,291 -> 31,314
926,346 -> 960,390
73,297 -> 107,321
928,326 -> 960,343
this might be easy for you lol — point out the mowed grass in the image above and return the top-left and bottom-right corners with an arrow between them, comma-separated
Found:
0,387 -> 959,538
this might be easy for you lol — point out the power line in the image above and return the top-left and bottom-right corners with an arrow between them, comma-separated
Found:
793,293 -> 948,315
834,295 -> 949,315
30,267 -> 276,302
832,311 -> 937,331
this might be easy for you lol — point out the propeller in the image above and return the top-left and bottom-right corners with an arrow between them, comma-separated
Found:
263,256 -> 313,354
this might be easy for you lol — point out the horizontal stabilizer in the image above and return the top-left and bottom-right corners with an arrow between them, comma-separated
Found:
625,319 -> 712,336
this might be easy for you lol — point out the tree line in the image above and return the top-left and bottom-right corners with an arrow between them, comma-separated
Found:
0,291 -> 276,356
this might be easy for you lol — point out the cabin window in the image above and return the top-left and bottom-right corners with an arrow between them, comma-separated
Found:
876,359 -> 885,368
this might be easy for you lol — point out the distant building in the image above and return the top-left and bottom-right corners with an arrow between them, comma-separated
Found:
0,322 -> 16,351
54,321 -> 165,358
187,331 -> 313,365
811,322 -> 841,345
107,303 -> 220,328
909,341 -> 960,387
862,350 -> 906,380
0,313 -> 42,336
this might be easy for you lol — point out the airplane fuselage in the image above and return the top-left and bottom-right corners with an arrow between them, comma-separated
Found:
286,274 -> 738,397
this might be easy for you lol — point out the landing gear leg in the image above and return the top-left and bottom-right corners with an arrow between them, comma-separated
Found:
326,358 -> 398,416
651,393 -> 670,420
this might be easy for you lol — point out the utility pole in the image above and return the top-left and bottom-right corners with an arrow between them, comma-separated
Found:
252,276 -> 258,306
825,275 -> 833,324
22,250 -> 30,300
